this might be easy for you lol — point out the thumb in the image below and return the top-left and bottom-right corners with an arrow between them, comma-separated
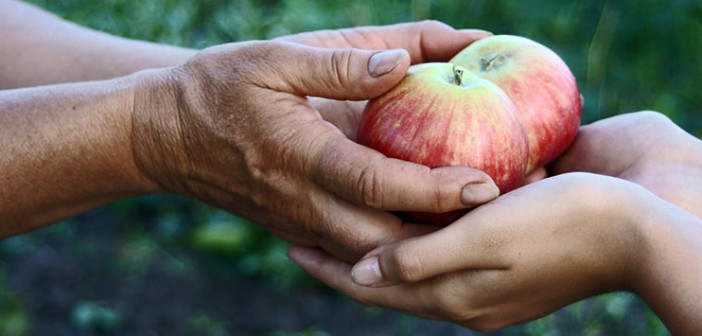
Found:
349,220 -> 498,287
260,41 -> 410,100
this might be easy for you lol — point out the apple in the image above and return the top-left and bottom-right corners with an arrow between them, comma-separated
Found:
450,35 -> 581,172
357,63 -> 528,225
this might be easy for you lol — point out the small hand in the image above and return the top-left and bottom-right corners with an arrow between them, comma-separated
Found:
130,23 -> 498,262
288,173 -> 658,331
553,111 -> 702,218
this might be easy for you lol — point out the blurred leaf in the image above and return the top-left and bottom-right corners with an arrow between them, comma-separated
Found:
0,291 -> 30,336
72,301 -> 122,332
189,217 -> 251,254
269,327 -> 332,336
188,313 -> 229,336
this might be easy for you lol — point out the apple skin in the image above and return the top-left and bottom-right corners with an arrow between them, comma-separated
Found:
357,63 -> 528,225
450,35 -> 581,173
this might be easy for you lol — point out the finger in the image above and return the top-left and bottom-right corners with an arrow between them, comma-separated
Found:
309,97 -> 365,141
287,246 -> 431,315
288,245 -> 370,293
311,193 -> 439,262
310,136 -> 500,212
277,20 -> 492,63
394,21 -> 493,62
287,245 -> 383,299
523,166 -> 547,185
551,121 -> 639,175
347,181 -> 569,286
552,112 -> 675,175
255,41 -> 410,101
349,224 -> 498,287
349,174 -> 607,287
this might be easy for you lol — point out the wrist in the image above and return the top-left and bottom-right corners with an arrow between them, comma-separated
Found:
584,178 -> 651,291
52,75 -> 162,198
0,75 -> 163,233
627,195 -> 702,334
129,67 -> 188,196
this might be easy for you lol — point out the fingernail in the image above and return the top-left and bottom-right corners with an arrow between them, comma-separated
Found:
368,49 -> 406,77
461,181 -> 499,205
458,29 -> 494,38
351,256 -> 383,286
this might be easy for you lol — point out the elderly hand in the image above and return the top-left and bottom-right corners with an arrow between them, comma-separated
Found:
278,21 -> 494,141
131,22 -> 498,262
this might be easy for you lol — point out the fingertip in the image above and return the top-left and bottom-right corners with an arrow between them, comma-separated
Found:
461,179 -> 500,205
426,165 -> 498,211
288,246 -> 360,293
351,255 -> 385,287
368,49 -> 409,78
523,167 -> 548,185
364,49 -> 411,98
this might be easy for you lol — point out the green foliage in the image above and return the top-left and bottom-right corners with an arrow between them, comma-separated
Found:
28,0 -> 701,130
269,328 -> 332,336
189,217 -> 251,255
0,284 -> 30,336
4,0 -> 700,334
188,312 -> 230,336
72,301 -> 122,332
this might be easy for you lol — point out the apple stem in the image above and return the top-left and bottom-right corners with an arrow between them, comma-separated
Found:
482,54 -> 505,72
452,65 -> 464,86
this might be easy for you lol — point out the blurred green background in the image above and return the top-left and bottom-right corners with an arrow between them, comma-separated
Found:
1,0 -> 700,335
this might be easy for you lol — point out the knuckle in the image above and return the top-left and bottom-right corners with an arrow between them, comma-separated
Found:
430,167 -> 483,213
635,110 -> 673,128
357,160 -> 385,208
418,19 -> 449,32
329,48 -> 355,88
433,295 -> 473,322
388,245 -> 426,283
429,179 -> 446,213
254,40 -> 289,57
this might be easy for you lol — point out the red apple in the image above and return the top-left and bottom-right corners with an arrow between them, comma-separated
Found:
357,63 -> 528,225
450,35 -> 581,173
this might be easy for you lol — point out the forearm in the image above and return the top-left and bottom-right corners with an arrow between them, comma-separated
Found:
0,0 -> 196,89
0,73 -> 159,237
633,198 -> 702,334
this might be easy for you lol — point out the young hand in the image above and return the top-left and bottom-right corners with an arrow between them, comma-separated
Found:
288,173 -> 670,331
554,111 -> 702,218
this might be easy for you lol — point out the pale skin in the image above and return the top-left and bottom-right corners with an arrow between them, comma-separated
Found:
288,112 -> 702,334
1,0 -> 500,262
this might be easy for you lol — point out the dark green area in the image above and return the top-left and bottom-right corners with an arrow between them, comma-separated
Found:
3,0 -> 699,334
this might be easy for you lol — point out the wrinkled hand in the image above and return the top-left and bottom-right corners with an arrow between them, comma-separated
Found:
277,21 -> 494,141
130,22 -> 498,262
288,173 -> 662,331
553,111 -> 702,218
